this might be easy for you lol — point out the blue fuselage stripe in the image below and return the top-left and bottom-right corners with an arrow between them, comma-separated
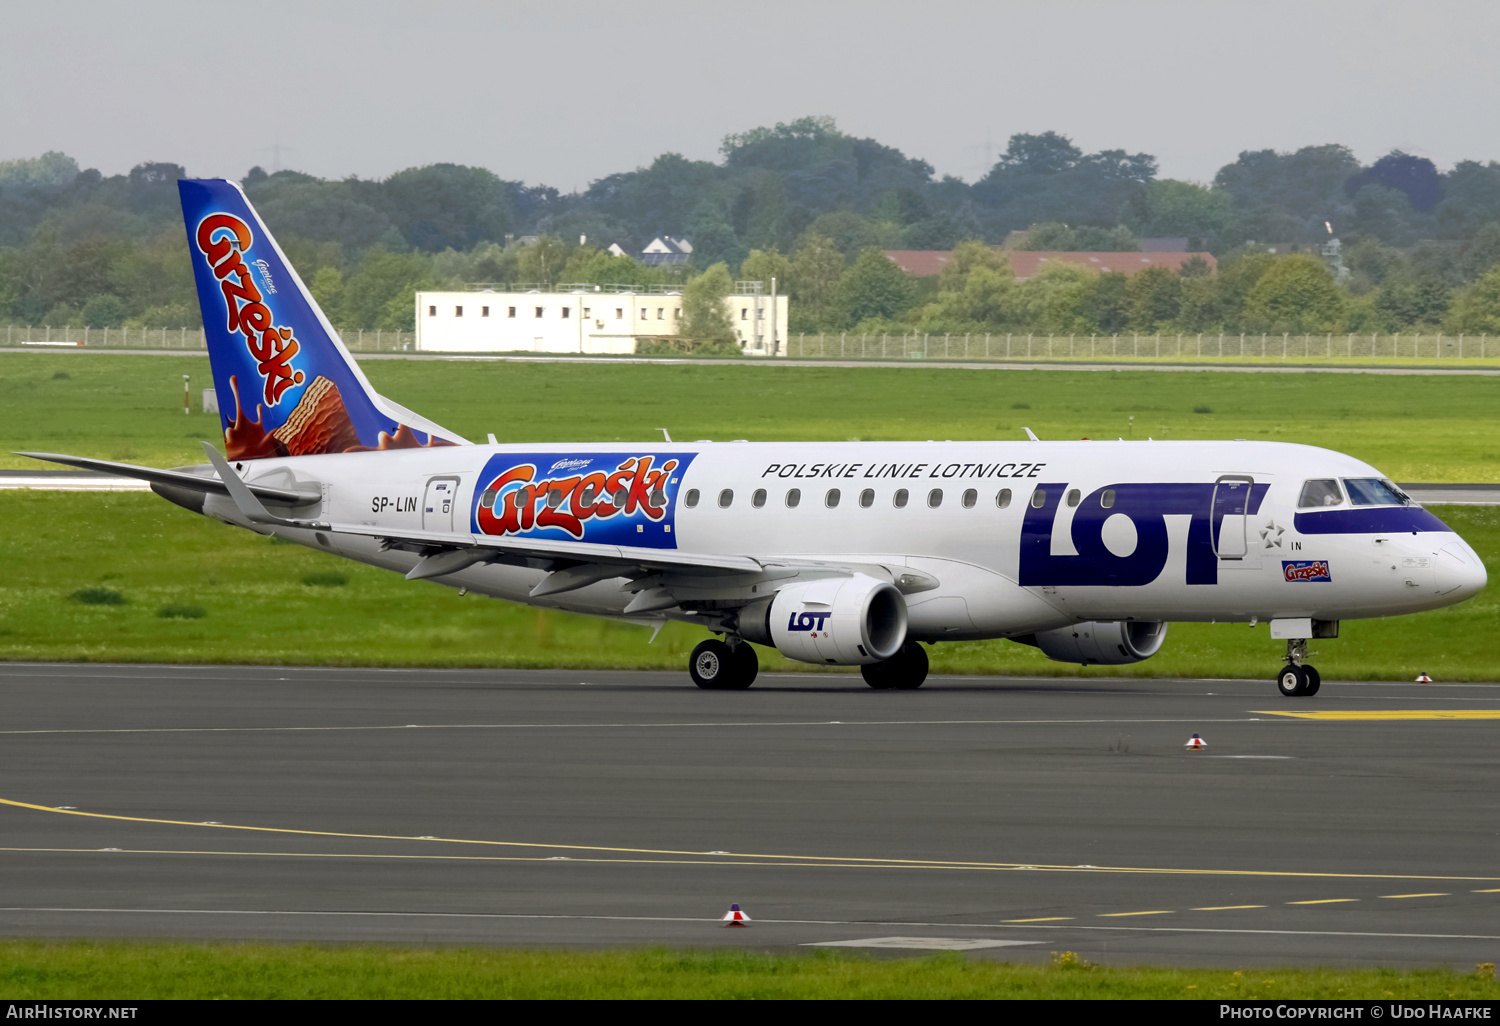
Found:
1293,507 -> 1452,535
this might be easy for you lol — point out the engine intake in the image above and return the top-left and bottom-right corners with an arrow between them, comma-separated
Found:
739,574 -> 907,665
1023,620 -> 1168,666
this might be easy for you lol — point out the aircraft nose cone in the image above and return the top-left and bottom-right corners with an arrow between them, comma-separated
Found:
1436,542 -> 1487,601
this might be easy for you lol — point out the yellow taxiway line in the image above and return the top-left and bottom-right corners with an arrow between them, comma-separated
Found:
1254,710 -> 1500,720
3,795 -> 1499,883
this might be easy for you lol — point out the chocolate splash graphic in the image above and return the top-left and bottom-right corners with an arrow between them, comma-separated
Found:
223,373 -> 455,459
223,375 -> 289,460
347,422 -> 459,451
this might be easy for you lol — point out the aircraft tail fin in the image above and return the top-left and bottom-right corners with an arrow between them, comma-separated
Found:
177,179 -> 467,460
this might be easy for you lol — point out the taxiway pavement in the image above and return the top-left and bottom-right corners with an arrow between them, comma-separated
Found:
1,663 -> 1496,967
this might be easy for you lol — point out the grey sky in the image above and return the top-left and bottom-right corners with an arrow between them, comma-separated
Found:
5,0 -> 1498,190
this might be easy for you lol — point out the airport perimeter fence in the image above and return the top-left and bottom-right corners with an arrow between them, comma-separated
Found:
1,324 -> 416,352
6,323 -> 1500,363
784,331 -> 1500,362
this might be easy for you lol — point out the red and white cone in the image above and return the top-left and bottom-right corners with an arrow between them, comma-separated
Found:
1415,673 -> 1433,683
1185,733 -> 1207,751
721,903 -> 751,927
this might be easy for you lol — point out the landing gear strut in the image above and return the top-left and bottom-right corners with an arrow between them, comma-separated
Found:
689,638 -> 758,690
1276,638 -> 1321,697
861,642 -> 930,690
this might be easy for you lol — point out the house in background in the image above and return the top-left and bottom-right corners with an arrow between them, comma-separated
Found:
638,236 -> 693,267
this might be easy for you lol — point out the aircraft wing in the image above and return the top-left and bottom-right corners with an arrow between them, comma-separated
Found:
331,521 -> 765,577
191,443 -> 901,608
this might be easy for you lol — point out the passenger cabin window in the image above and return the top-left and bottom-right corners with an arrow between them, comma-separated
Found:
1299,479 -> 1344,508
684,489 -> 699,508
859,488 -> 874,508
962,488 -> 977,508
1066,488 -> 1081,507
1344,478 -> 1411,506
718,489 -> 734,508
785,488 -> 801,508
825,488 -> 841,508
996,488 -> 1012,509
893,488 -> 909,508
752,489 -> 766,508
1030,489 -> 1047,508
1101,488 -> 1115,508
928,489 -> 943,508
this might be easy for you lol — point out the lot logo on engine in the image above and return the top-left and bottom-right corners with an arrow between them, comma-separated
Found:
787,611 -> 831,632
1282,559 -> 1332,582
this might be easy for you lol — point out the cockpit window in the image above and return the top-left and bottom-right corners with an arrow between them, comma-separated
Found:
1344,478 -> 1412,507
1298,479 -> 1344,508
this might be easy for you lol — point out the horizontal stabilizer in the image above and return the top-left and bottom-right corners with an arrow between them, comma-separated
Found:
16,451 -> 308,505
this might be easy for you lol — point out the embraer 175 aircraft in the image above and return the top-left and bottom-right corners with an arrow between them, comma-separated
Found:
24,180 -> 1488,695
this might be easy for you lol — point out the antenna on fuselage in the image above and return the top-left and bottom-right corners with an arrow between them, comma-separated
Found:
659,428 -> 672,442
1023,427 -> 1039,442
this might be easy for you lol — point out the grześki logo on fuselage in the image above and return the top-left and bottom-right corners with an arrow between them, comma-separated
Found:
472,452 -> 695,543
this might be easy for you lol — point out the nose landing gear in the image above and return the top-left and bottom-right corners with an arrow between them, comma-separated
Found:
1276,638 -> 1321,697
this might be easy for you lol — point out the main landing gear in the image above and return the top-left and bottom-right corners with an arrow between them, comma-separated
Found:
1276,638 -> 1321,697
689,638 -> 758,690
861,642 -> 930,690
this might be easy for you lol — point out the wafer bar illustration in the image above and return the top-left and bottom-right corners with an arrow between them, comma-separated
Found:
271,375 -> 361,456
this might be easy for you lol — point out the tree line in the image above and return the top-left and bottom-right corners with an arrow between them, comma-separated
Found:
6,117 -> 1500,338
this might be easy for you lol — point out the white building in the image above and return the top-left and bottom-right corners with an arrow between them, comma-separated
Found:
414,282 -> 789,356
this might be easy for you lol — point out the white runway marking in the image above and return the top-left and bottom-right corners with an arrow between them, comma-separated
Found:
807,937 -> 1037,950
0,717 -> 1278,735
2,907 -> 1498,942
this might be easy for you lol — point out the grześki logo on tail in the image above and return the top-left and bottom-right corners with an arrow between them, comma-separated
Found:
179,179 -> 465,461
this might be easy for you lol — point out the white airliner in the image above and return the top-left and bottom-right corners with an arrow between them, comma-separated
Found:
23,180 -> 1488,695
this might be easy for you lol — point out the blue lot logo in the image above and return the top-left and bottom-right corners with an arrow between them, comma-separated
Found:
1019,481 -> 1270,589
788,611 -> 831,632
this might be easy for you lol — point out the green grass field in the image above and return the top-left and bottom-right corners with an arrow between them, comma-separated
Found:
2,352 -> 1498,481
0,478 -> 1495,681
1,352 -> 1496,678
1,941 -> 1494,999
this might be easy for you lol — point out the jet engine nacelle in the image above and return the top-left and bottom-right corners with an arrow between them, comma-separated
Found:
739,574 -> 907,665
1027,620 -> 1168,666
